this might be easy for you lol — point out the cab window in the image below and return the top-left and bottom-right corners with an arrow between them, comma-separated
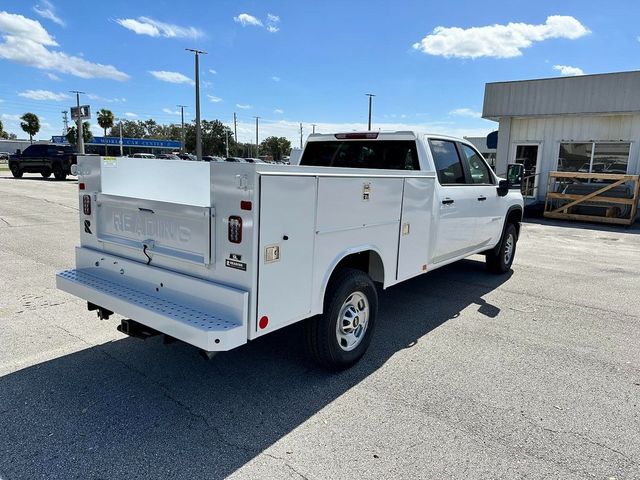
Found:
459,144 -> 493,184
300,140 -> 420,170
428,139 -> 466,185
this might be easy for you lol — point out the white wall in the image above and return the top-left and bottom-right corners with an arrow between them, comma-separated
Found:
495,114 -> 640,199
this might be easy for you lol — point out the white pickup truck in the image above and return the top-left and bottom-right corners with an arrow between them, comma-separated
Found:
57,131 -> 524,369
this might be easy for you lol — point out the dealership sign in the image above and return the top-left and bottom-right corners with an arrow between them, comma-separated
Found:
52,136 -> 181,149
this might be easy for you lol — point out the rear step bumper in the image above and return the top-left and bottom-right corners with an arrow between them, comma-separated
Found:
56,248 -> 249,352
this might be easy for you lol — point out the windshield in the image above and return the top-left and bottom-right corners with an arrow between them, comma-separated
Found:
300,140 -> 420,170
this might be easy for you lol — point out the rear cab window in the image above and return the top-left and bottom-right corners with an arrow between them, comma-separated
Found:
428,139 -> 466,184
300,140 -> 420,170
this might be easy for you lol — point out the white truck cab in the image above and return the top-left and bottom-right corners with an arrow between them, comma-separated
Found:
57,131 -> 523,369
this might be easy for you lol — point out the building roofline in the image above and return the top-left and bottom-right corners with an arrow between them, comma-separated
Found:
485,69 -> 640,86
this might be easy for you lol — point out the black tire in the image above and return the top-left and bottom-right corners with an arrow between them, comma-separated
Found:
305,268 -> 378,370
41,169 -> 52,178
53,166 -> 67,181
486,223 -> 517,274
10,165 -> 23,178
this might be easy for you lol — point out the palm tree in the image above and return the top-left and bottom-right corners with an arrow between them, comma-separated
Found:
97,109 -> 115,155
20,113 -> 40,144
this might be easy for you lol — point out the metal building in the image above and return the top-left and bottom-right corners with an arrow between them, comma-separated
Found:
483,70 -> 640,201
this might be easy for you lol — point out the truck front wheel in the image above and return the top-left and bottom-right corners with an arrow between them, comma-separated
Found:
486,223 -> 517,274
41,169 -> 52,178
305,268 -> 378,370
53,166 -> 67,181
10,165 -> 23,178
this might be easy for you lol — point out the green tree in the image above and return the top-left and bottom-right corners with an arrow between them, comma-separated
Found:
259,136 -> 291,161
66,122 -> 93,146
0,119 -> 8,139
185,119 -> 233,155
20,113 -> 40,144
97,109 -> 115,155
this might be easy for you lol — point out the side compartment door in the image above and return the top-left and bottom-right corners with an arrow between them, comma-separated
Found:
396,177 -> 434,282
256,175 -> 316,334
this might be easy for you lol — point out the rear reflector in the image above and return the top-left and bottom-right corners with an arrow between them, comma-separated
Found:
228,216 -> 242,243
259,316 -> 269,329
79,182 -> 85,190
334,132 -> 379,140
240,200 -> 252,211
82,194 -> 91,216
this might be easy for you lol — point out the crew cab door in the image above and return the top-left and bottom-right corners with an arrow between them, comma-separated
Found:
457,142 -> 504,246
428,139 -> 479,264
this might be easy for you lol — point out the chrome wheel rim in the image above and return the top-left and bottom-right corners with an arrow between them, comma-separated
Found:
504,233 -> 515,265
336,291 -> 369,351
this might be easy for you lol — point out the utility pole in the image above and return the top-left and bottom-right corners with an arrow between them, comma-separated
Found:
225,129 -> 229,158
233,112 -> 237,154
366,93 -> 375,131
186,48 -> 207,160
177,105 -> 187,153
61,111 -> 69,135
312,124 -> 317,134
70,90 -> 85,153
299,123 -> 303,149
116,117 -> 123,156
254,116 -> 260,158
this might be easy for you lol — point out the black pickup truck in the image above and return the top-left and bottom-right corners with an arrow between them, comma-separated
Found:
9,144 -> 78,180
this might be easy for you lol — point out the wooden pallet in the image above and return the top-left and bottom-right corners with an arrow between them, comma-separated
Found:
543,172 -> 640,225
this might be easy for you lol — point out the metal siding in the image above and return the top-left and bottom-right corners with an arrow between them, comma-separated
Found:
508,114 -> 640,199
483,72 -> 640,118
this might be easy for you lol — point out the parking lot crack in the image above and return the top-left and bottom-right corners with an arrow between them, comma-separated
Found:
263,453 -> 310,480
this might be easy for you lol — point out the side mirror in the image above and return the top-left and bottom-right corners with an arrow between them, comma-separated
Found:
497,179 -> 509,197
507,163 -> 524,187
16,149 -> 21,155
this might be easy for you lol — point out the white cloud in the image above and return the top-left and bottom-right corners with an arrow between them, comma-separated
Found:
266,13 -> 280,33
149,70 -> 194,85
236,103 -> 252,109
87,93 -> 126,103
208,69 -> 217,74
553,64 -> 584,76
33,0 -> 64,27
449,107 -> 482,118
202,80 -> 213,88
207,95 -> 222,103
234,13 -> 262,27
1,113 -> 21,121
46,72 -> 60,80
123,112 -> 138,118
273,109 -> 284,114
0,11 -> 129,80
413,15 -> 590,59
115,17 -> 203,39
271,76 -> 280,82
162,108 -> 180,115
18,89 -> 69,101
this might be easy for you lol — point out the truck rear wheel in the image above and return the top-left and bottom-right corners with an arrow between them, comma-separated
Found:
305,268 -> 378,370
486,223 -> 517,274
10,165 -> 23,178
41,169 -> 52,178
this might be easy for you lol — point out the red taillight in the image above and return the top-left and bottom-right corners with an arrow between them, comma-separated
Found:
79,182 -> 85,190
334,132 -> 379,140
82,194 -> 91,215
240,200 -> 252,211
228,216 -> 242,243
259,316 -> 269,329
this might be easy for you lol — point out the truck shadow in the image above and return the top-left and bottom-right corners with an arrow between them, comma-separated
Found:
0,258 -> 510,479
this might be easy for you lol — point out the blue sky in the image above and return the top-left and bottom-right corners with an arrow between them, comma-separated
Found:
0,0 -> 639,145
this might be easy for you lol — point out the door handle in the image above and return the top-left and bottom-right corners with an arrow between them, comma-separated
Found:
477,196 -> 487,201
441,198 -> 454,205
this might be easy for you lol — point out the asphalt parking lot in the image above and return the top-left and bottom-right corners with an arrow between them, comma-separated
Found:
1,173 -> 639,480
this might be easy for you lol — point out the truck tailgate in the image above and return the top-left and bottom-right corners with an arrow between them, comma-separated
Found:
95,193 -> 212,265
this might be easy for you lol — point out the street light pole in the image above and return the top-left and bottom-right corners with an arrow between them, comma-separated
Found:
366,93 -> 375,131
254,116 -> 260,158
299,123 -> 303,149
312,124 -> 317,134
70,90 -> 85,154
186,48 -> 207,160
115,117 -> 123,156
177,104 -> 187,154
